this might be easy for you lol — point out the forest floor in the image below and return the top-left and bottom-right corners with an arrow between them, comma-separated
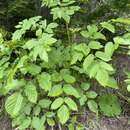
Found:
0,112 -> 130,130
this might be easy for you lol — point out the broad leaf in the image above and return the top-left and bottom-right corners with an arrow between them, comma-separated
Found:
31,117 -> 45,130
98,94 -> 121,117
63,74 -> 76,84
88,41 -> 103,49
71,52 -> 84,65
79,95 -> 87,106
88,62 -> 99,78
64,97 -> 78,111
96,69 -> 109,86
38,99 -> 52,109
86,91 -> 97,99
99,61 -> 114,71
33,106 -> 41,116
48,84 -> 63,97
83,54 -> 94,72
93,32 -> 106,40
74,43 -> 90,56
107,77 -> 118,89
95,51 -> 111,61
63,84 -> 80,98
5,93 -> 23,117
51,72 -> 63,82
87,100 -> 98,113
51,97 -> 64,110
19,117 -> 31,130
81,82 -> 90,91
101,22 -> 115,33
37,73 -> 52,91
47,118 -> 55,126
57,105 -> 70,124
24,82 -> 37,103
105,42 -> 114,57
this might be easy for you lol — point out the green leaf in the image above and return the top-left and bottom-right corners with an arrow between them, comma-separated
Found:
80,31 -> 90,38
51,72 -> 63,82
24,34 -> 57,62
48,84 -> 63,97
31,117 -> 45,130
37,73 -> 52,91
5,93 -> 23,117
51,97 -> 64,110
86,91 -> 97,99
64,97 -> 78,111
113,37 -> 130,49
36,29 -> 42,37
95,51 -> 111,61
24,103 -> 32,115
39,49 -> 48,62
71,52 -> 84,65
12,29 -> 25,41
87,25 -> 98,34
93,32 -> 106,40
63,84 -> 80,98
33,106 -> 41,116
98,94 -> 121,117
68,123 -> 75,130
83,54 -> 94,71
38,99 -> 52,109
79,95 -> 87,106
47,22 -> 58,29
88,62 -> 100,78
51,6 -> 80,23
45,112 -> 55,118
99,61 -> 114,71
19,117 -> 31,130
87,100 -> 98,113
112,18 -> 130,25
127,85 -> 130,92
5,79 -> 25,92
24,82 -> 37,103
96,69 -> 109,86
74,44 -> 90,56
83,54 -> 94,72
63,74 -> 76,84
105,42 -> 114,57
23,64 -> 41,75
88,41 -> 103,49
57,105 -> 70,124
46,22 -> 58,33
47,118 -> 55,126
101,22 -> 115,33
107,77 -> 118,89
81,83 -> 90,91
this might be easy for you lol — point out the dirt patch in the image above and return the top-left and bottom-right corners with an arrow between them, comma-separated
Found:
1,113 -> 130,130
0,114 -> 12,130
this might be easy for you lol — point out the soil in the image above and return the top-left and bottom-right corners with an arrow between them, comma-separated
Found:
0,113 -> 130,130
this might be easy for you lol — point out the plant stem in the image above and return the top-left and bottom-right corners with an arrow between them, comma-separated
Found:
66,22 -> 71,44
58,123 -> 62,130
117,91 -> 130,103
51,126 -> 54,130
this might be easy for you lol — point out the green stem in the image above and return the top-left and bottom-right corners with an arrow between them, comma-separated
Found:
66,23 -> 71,44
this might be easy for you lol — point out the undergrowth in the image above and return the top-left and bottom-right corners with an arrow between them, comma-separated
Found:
0,0 -> 130,130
